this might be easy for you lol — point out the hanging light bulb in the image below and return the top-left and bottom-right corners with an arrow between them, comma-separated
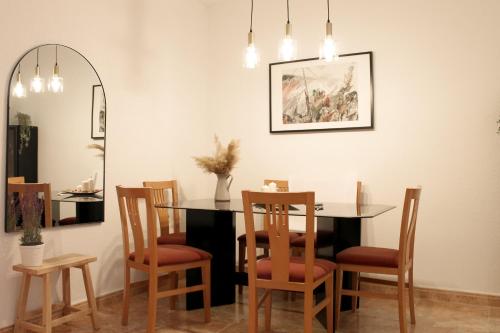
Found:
244,0 -> 260,69
319,0 -> 338,62
30,48 -> 45,93
12,64 -> 26,98
48,45 -> 64,93
279,0 -> 297,61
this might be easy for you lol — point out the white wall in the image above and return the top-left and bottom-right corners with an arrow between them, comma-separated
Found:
0,0 -> 212,328
205,0 -> 500,295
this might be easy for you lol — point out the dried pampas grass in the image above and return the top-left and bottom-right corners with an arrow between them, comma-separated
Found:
194,136 -> 240,175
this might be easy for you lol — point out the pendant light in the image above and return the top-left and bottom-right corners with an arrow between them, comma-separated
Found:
48,45 -> 64,93
279,0 -> 297,61
30,48 -> 45,93
12,63 -> 27,98
319,0 -> 338,62
244,0 -> 260,69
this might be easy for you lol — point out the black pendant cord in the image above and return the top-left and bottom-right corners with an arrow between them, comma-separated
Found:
250,0 -> 254,32
36,48 -> 39,67
55,45 -> 58,65
327,0 -> 331,22
286,0 -> 290,23
18,63 -> 21,75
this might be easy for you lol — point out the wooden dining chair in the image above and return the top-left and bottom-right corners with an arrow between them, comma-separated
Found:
242,190 -> 336,333
335,187 -> 422,333
237,179 -> 302,294
117,186 -> 211,333
142,180 -> 185,245
291,181 -> 364,251
8,182 -> 52,228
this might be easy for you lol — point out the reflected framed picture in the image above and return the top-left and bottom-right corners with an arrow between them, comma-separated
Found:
91,84 -> 106,139
269,51 -> 373,133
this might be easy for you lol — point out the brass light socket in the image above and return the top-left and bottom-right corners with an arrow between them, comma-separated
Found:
285,22 -> 292,37
326,21 -> 333,37
35,65 -> 40,76
248,31 -> 255,46
53,63 -> 60,76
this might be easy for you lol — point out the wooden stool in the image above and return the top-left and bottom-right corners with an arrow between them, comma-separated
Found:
13,253 -> 100,333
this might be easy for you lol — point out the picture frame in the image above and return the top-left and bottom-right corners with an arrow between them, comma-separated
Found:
91,84 -> 106,139
269,51 -> 373,133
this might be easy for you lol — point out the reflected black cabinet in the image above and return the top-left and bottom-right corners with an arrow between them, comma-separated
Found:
7,125 -> 38,183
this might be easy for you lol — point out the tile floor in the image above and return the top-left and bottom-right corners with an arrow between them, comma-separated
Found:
16,284 -> 500,333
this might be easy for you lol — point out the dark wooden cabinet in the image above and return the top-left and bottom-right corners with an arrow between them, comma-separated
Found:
7,125 -> 38,183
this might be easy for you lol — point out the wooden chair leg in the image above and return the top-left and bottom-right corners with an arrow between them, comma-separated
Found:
168,272 -> 178,310
122,264 -> 131,326
201,262 -> 211,323
264,290 -> 272,332
335,269 -> 343,330
62,268 -> 71,315
303,288 -> 314,333
42,274 -> 52,333
147,274 -> 158,333
351,272 -> 359,312
408,267 -> 416,324
82,264 -> 100,330
238,240 -> 246,295
397,273 -> 408,333
248,283 -> 258,333
326,274 -> 334,333
14,273 -> 31,333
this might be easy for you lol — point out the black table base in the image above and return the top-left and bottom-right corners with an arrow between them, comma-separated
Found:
185,209 -> 236,309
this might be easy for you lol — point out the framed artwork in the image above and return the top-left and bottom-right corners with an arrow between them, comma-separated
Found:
91,84 -> 106,139
269,51 -> 373,133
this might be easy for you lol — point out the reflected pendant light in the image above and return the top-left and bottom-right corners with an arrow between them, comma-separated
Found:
12,63 -> 26,98
319,0 -> 338,62
48,45 -> 64,93
279,0 -> 297,61
244,0 -> 260,69
30,48 -> 45,93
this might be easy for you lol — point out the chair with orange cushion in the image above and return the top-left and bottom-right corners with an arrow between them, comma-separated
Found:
117,186 -> 211,333
335,187 -> 422,333
143,180 -> 185,245
242,190 -> 335,333
291,181 -> 364,251
237,179 -> 301,294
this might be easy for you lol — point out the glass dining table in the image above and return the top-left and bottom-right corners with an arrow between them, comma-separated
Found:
155,199 -> 395,323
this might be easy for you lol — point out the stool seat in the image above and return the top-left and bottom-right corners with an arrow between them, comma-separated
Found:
13,253 -> 96,275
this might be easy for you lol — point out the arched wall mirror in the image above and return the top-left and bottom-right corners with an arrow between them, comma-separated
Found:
5,44 -> 106,232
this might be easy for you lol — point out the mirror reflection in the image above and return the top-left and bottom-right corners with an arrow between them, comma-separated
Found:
6,44 -> 106,232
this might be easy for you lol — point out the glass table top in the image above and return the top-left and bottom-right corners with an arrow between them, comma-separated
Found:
156,199 -> 395,219
52,191 -> 103,203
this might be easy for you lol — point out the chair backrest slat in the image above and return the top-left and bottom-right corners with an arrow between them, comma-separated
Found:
242,191 -> 315,286
143,180 -> 181,235
7,182 -> 52,228
117,186 -> 158,268
398,188 -> 422,268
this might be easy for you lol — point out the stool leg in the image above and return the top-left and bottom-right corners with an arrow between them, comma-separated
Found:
62,268 -> 71,315
82,264 -> 100,330
42,274 -> 52,333
14,273 -> 31,333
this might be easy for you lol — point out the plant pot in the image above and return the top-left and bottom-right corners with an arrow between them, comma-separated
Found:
20,243 -> 45,267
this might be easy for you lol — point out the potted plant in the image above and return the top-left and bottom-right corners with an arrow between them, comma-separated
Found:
19,193 -> 45,266
194,136 -> 240,202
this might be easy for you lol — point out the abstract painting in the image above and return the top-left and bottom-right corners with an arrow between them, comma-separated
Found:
91,84 -> 106,139
269,52 -> 373,133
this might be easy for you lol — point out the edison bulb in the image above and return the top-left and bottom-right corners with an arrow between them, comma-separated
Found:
30,65 -> 45,93
320,35 -> 337,62
48,75 -> 64,93
279,35 -> 296,61
13,81 -> 26,98
244,43 -> 260,69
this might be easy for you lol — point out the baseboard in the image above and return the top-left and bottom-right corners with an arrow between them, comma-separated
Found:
360,277 -> 500,308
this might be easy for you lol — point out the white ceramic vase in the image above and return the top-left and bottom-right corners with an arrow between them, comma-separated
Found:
20,243 -> 45,267
215,174 -> 233,202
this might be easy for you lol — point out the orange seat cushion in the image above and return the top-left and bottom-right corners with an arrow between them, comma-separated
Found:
237,230 -> 300,244
256,256 -> 336,282
157,232 -> 186,245
290,231 -> 334,248
129,245 -> 211,266
336,246 -> 399,268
